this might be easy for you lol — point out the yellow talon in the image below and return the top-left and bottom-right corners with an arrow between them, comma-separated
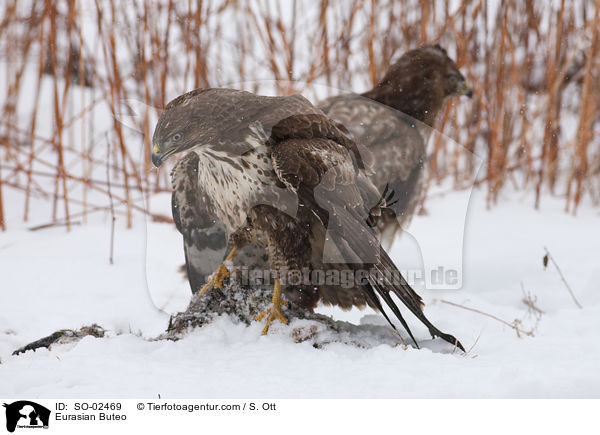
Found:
198,247 -> 238,295
198,263 -> 231,295
255,278 -> 288,334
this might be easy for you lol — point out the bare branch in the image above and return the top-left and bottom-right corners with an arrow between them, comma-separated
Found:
441,299 -> 535,337
543,246 -> 583,309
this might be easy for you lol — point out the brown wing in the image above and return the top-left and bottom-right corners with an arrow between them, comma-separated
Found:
319,94 -> 426,247
270,133 -> 463,351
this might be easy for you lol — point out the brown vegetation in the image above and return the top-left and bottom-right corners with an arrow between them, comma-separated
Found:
0,0 -> 598,231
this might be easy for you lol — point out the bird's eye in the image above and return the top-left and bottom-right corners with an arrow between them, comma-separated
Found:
172,133 -> 182,142
447,74 -> 459,83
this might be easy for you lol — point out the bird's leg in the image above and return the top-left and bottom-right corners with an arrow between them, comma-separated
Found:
255,278 -> 288,334
198,247 -> 238,295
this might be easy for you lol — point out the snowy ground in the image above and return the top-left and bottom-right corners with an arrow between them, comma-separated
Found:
1,185 -> 599,398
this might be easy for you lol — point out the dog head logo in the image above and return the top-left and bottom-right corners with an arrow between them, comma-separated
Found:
3,401 -> 50,432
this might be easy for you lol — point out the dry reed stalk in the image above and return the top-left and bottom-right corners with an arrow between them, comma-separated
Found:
137,1 -> 152,206
305,0 -> 364,88
47,0 -> 71,229
0,148 -> 4,230
546,0 -> 567,193
536,1 -> 564,208
569,1 -> 599,212
488,3 -> 508,205
0,0 -> 598,231
419,0 -> 430,42
23,3 -> 47,222
1,0 -> 21,229
245,3 -> 282,93
320,0 -> 332,87
441,299 -> 536,338
77,0 -> 87,223
367,0 -> 377,86
278,9 -> 297,94
192,1 -> 209,90
96,0 -> 132,228
260,2 -> 285,91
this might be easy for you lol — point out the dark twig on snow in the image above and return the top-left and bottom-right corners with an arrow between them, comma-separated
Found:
28,221 -> 82,231
12,324 -> 106,355
27,200 -> 172,232
543,246 -> 582,309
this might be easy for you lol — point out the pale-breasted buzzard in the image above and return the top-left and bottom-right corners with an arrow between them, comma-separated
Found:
152,88 -> 463,350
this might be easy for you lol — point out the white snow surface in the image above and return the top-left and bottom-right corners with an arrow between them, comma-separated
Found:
1,185 -> 599,398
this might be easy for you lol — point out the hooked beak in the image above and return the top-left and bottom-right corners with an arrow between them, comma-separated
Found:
456,80 -> 473,98
152,143 -> 167,168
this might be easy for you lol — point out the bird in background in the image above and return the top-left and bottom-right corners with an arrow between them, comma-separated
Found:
319,44 -> 473,249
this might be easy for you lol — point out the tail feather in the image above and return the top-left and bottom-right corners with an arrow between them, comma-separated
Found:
328,209 -> 464,351
364,272 -> 419,348
376,249 -> 465,351
376,251 -> 424,311
308,187 -> 463,351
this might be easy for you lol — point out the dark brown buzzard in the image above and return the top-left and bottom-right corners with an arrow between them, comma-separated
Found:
152,88 -> 463,350
319,44 -> 472,248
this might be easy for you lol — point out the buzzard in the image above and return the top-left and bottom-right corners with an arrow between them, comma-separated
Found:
152,88 -> 463,350
319,44 -> 472,247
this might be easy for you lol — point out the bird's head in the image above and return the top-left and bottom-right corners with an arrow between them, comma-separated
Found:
151,89 -> 212,167
364,44 -> 473,125
151,127 -> 185,168
417,44 -> 473,98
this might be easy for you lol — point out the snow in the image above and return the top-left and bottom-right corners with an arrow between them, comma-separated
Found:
1,0 -> 599,399
1,184 -> 599,398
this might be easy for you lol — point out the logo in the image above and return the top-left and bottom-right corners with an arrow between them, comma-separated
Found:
3,402 -> 50,433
